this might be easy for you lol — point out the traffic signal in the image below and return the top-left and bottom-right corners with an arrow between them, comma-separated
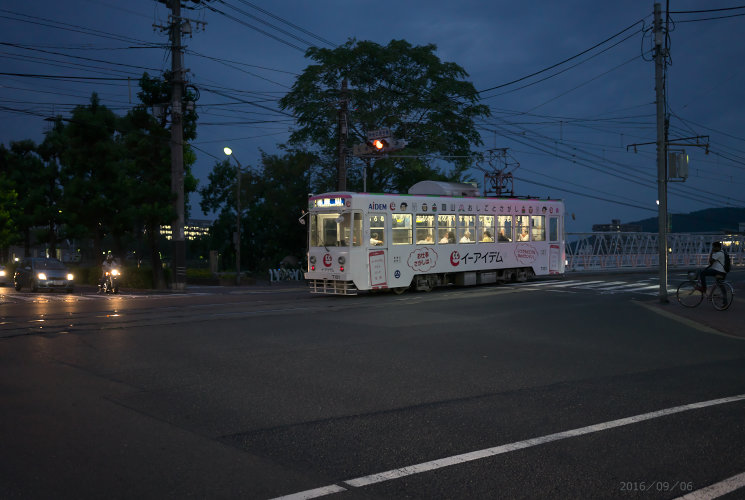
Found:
366,137 -> 407,154
351,133 -> 408,157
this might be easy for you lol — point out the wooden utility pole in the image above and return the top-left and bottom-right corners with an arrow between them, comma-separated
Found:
168,0 -> 186,291
337,78 -> 349,191
654,2 -> 669,303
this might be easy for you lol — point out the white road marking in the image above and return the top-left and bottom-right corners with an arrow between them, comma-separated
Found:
271,394 -> 745,499
578,281 -> 627,288
547,280 -> 605,288
271,484 -> 347,500
675,472 -> 745,499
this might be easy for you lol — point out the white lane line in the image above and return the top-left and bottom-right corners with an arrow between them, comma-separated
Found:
271,394 -> 745,499
272,484 -> 347,500
675,472 -> 745,499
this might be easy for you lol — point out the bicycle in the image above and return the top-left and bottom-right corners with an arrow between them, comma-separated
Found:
676,270 -> 734,311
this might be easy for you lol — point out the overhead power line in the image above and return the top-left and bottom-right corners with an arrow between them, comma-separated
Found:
668,5 -> 745,14
475,17 -> 648,97
233,0 -> 336,47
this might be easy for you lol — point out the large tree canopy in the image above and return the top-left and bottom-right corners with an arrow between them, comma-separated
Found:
279,39 -> 490,193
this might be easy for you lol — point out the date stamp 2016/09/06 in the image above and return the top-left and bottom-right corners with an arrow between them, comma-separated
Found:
620,481 -> 694,493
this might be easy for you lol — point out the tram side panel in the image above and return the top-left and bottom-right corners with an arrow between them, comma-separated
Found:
305,192 -> 565,294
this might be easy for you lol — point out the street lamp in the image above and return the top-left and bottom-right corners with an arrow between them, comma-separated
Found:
224,147 -> 242,286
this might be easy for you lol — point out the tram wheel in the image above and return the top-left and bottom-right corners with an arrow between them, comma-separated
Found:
393,286 -> 408,295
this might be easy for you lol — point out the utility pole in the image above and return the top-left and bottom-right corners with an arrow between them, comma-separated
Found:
337,78 -> 349,191
654,2 -> 669,303
162,0 -> 186,292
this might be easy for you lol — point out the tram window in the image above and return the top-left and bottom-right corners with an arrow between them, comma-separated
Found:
458,215 -> 475,243
416,214 -> 435,244
497,215 -> 513,242
549,217 -> 559,242
392,214 -> 412,245
531,215 -> 546,241
310,213 -> 352,247
438,214 -> 456,244
479,215 -> 495,242
352,212 -> 362,246
369,214 -> 386,246
516,215 -> 530,241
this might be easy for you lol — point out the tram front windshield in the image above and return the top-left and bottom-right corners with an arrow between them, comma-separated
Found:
310,212 -> 361,247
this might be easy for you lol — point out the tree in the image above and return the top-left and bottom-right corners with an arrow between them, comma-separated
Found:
0,171 -> 18,261
200,151 -> 314,271
279,39 -> 490,193
37,121 -> 67,257
0,141 -> 47,257
56,94 -> 124,261
118,72 -> 199,288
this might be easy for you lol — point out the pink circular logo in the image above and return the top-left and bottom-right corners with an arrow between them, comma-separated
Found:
450,250 -> 461,266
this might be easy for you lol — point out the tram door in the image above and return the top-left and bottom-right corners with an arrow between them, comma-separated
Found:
368,213 -> 388,288
548,215 -> 562,274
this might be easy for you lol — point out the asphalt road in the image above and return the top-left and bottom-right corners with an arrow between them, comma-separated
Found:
1,272 -> 744,499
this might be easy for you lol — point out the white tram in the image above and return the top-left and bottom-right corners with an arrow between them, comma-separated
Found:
304,181 -> 565,295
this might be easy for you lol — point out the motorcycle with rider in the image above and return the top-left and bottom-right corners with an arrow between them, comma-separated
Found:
99,252 -> 121,293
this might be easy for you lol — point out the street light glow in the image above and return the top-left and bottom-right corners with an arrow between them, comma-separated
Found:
223,147 -> 233,156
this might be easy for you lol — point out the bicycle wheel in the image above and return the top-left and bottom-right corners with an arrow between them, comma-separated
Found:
677,281 -> 703,307
711,282 -> 733,311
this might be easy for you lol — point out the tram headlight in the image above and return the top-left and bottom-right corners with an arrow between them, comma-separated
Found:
338,256 -> 345,265
310,256 -> 317,264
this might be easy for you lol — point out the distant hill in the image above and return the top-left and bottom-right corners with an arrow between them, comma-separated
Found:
629,207 -> 745,233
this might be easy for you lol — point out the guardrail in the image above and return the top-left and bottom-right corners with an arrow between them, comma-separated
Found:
566,232 -> 744,272
268,268 -> 303,282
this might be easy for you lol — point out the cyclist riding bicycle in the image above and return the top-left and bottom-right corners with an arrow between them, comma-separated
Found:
698,241 -> 726,293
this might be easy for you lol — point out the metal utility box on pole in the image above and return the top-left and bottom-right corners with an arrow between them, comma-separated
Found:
654,2 -> 669,303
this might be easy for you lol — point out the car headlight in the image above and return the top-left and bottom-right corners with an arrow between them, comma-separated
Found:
111,269 -> 120,276
67,274 -> 74,281
0,270 -> 5,277
38,273 -> 47,280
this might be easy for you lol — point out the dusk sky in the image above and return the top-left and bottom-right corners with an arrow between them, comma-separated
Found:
1,0 -> 744,233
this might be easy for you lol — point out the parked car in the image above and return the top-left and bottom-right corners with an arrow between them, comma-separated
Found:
0,264 -> 8,286
14,257 -> 74,292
